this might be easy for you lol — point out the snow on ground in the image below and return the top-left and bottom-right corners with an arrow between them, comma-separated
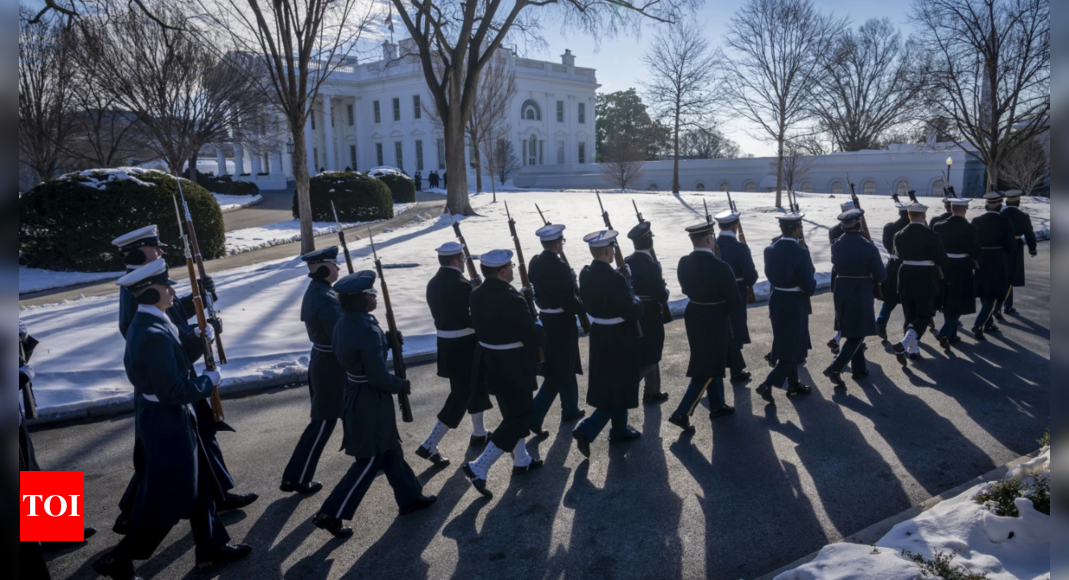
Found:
18,190 -> 1050,416
19,267 -> 125,295
213,193 -> 263,212
223,203 -> 414,255
60,166 -> 161,189
776,448 -> 1050,580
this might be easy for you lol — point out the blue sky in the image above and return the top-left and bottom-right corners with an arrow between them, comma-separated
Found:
530,0 -> 915,156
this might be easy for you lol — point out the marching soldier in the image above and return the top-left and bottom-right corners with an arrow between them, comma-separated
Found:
572,231 -> 644,457
668,222 -> 742,433
826,200 -> 856,354
929,195 -> 954,229
827,200 -> 855,245
971,192 -> 1016,339
528,225 -> 588,437
715,210 -> 759,382
280,248 -> 345,495
933,199 -> 982,349
755,212 -> 816,404
624,221 -> 672,404
891,202 -> 949,364
110,227 -> 256,534
876,199 -> 911,339
463,250 -> 546,498
314,271 -> 436,538
416,242 -> 493,467
94,260 -> 251,580
997,191 -> 1039,317
823,209 -> 887,387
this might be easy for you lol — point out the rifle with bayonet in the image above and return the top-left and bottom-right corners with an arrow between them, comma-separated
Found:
725,190 -> 758,304
595,191 -> 643,338
632,199 -> 674,324
368,228 -> 414,423
505,202 -> 545,362
788,190 -> 814,315
174,193 -> 224,422
449,213 -> 482,288
904,188 -> 945,281
703,198 -> 722,259
847,174 -> 884,300
331,201 -> 355,274
175,175 -> 227,365
536,204 -> 592,334
19,336 -> 38,421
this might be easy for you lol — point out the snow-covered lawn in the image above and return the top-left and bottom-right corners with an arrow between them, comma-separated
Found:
18,190 -> 1050,416
213,192 -> 263,212
19,267 -> 125,295
223,203 -> 415,255
776,448 -> 1050,580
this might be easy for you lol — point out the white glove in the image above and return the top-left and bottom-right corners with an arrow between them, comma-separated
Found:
203,370 -> 222,387
195,325 -> 216,343
19,320 -> 28,339
20,365 -> 35,382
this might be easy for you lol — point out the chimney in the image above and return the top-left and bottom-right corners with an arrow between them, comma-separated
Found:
382,40 -> 398,61
561,49 -> 575,67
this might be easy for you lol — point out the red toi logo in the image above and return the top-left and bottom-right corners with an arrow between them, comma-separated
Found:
20,471 -> 86,542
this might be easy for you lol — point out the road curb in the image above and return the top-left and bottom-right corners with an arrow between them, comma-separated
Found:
219,194 -> 264,213
752,447 -> 1048,580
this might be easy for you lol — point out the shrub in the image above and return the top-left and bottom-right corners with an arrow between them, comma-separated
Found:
901,550 -> 989,580
1039,429 -> 1050,447
292,171 -> 394,222
974,475 -> 1050,517
196,171 -> 260,196
375,172 -> 415,203
19,168 -> 225,272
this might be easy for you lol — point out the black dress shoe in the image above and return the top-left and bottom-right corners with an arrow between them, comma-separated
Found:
937,334 -> 951,352
93,554 -> 141,580
512,460 -> 544,475
730,371 -> 752,383
1004,307 -> 1018,315
993,311 -> 1004,321
218,492 -> 258,512
399,495 -> 438,516
755,383 -> 775,403
827,338 -> 840,354
876,324 -> 888,340
824,369 -> 846,388
786,384 -> 812,397
280,481 -> 324,494
461,464 -> 493,499
709,405 -> 736,419
195,544 -> 253,570
971,327 -> 986,341
852,369 -> 869,379
113,514 -> 131,536
469,431 -> 493,446
642,392 -> 670,404
668,413 -> 696,434
561,410 -> 587,422
415,446 -> 451,467
985,325 -> 1000,333
893,342 -> 908,366
313,514 -> 354,539
609,427 -> 642,442
764,353 -> 776,368
529,426 -> 551,439
908,353 -> 921,361
948,336 -> 963,345
572,430 -> 592,458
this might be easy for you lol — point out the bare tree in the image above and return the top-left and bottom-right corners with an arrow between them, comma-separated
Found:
19,9 -> 74,183
389,0 -> 695,216
488,136 -> 521,192
80,8 -> 272,179
999,134 -> 1048,195
913,0 -> 1050,191
199,0 -> 372,255
679,124 -> 740,159
642,21 -> 722,194
600,135 -> 646,191
777,141 -> 812,192
467,56 -> 516,194
813,18 -> 926,152
724,0 -> 844,207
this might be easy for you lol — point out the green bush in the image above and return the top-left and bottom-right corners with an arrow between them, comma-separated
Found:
901,550 -> 989,580
19,169 -> 225,272
974,476 -> 1050,517
195,171 -> 260,196
292,171 -> 394,222
1039,429 -> 1050,447
373,172 -> 415,203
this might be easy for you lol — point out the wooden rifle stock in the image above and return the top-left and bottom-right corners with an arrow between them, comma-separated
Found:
449,214 -> 482,287
369,230 -> 414,423
331,201 -> 355,274
726,190 -> 757,304
535,204 -> 591,334
176,176 -> 227,365
506,202 -> 544,362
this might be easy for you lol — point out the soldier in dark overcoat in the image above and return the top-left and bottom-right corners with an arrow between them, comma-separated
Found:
971,191 -> 1017,339
528,224 -> 587,436
826,200 -> 856,354
929,195 -> 954,229
715,210 -> 759,382
996,191 -> 1039,317
755,212 -> 816,404
624,221 -> 671,404
463,250 -> 546,498
667,222 -> 742,433
933,199 -> 981,348
876,200 -> 911,339
314,271 -> 436,538
572,230 -> 644,458
416,242 -> 493,467
93,260 -> 251,580
280,247 -> 346,494
823,209 -> 887,387
891,202 -> 949,364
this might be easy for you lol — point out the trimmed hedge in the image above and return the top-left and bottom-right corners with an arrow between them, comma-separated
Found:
292,171 -> 394,222
196,171 -> 260,196
19,169 -> 225,273
375,173 -> 416,203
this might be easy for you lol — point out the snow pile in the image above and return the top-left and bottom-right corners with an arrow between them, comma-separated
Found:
223,203 -> 414,255
19,267 -> 124,295
213,193 -> 263,212
368,166 -> 411,179
776,450 -> 1051,580
61,167 -> 162,189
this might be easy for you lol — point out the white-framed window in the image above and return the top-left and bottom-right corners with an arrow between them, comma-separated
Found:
863,180 -> 877,195
718,180 -> 731,192
415,140 -> 424,171
392,98 -> 401,122
310,111 -> 316,131
413,95 -> 421,120
347,104 -> 354,126
373,101 -> 381,123
437,138 -> 446,170
375,143 -> 384,166
521,99 -> 541,121
556,101 -> 564,123
313,148 -> 319,170
578,142 -> 586,164
527,135 -> 538,166
931,180 -> 942,197
695,182 -> 706,191
578,103 -> 586,124
647,183 -> 658,191
830,180 -> 844,195
802,181 -> 814,193
395,142 -> 404,170
745,181 -> 757,193
557,140 -> 565,164
349,145 -> 357,168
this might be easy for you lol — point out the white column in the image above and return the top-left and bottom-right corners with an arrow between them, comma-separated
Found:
305,106 -> 316,174
273,151 -> 284,175
251,153 -> 263,175
234,144 -> 245,175
216,147 -> 227,175
322,95 -> 337,171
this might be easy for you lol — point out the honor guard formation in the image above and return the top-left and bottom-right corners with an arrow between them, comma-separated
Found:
17,188 -> 1042,580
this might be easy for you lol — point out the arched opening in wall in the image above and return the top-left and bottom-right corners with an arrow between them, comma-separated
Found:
830,180 -> 844,194
718,180 -> 731,192
744,181 -> 756,193
647,182 -> 658,191
896,180 -> 910,196
930,179 -> 942,197
521,100 -> 541,121
801,181 -> 814,193
862,180 -> 877,196
694,182 -> 706,191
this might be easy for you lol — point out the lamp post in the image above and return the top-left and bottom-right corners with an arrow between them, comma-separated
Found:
945,156 -> 953,198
